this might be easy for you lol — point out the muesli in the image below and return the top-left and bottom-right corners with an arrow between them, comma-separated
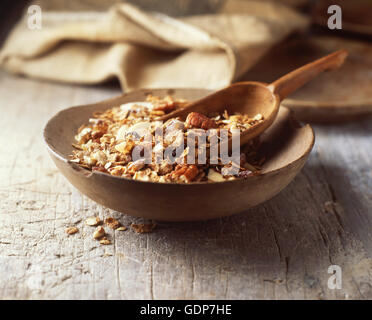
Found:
70,95 -> 265,183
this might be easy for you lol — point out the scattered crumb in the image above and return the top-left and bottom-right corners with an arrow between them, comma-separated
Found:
117,226 -> 127,231
99,237 -> 111,245
93,226 -> 105,239
131,223 -> 157,234
65,226 -> 79,235
85,216 -> 101,226
324,201 -> 334,213
105,217 -> 120,230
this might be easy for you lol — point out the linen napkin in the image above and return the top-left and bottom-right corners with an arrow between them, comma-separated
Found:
0,0 -> 308,90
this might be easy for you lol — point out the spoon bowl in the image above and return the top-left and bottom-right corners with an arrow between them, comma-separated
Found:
160,82 -> 279,145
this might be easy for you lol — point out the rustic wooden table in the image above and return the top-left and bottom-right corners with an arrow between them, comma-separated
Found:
0,70 -> 371,300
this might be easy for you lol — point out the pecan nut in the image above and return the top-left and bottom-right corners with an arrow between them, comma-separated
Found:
185,112 -> 217,130
173,164 -> 199,182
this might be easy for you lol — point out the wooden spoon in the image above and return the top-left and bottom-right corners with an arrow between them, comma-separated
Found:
159,49 -> 348,145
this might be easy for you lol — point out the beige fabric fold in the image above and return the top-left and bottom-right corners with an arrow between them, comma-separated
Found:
0,0 -> 308,90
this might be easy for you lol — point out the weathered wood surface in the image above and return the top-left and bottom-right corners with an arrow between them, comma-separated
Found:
0,70 -> 371,300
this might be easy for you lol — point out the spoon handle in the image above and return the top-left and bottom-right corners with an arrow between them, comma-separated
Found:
267,49 -> 348,101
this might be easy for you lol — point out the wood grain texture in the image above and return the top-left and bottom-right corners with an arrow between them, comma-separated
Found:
0,71 -> 371,300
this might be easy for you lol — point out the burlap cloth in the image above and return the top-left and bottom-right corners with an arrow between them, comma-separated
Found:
0,0 -> 308,90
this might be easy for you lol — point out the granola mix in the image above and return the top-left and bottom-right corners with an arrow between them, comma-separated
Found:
70,95 -> 264,183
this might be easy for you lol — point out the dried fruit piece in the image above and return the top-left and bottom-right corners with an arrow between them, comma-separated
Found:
131,223 -> 157,234
185,112 -> 217,130
85,216 -> 101,226
105,217 -> 120,230
93,226 -> 105,239
66,227 -> 79,235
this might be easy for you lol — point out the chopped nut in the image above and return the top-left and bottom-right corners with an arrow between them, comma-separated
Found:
127,159 -> 146,174
85,216 -> 101,226
131,223 -> 157,234
104,162 -> 112,170
150,110 -> 165,116
253,113 -> 263,121
117,226 -> 127,231
65,226 -> 79,235
158,160 -> 173,175
92,166 -> 106,173
108,165 -> 126,176
115,140 -> 135,154
207,169 -> 225,182
93,226 -> 105,239
105,217 -> 120,230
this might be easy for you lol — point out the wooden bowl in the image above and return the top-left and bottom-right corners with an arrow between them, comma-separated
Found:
44,88 -> 314,221
242,35 -> 372,122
